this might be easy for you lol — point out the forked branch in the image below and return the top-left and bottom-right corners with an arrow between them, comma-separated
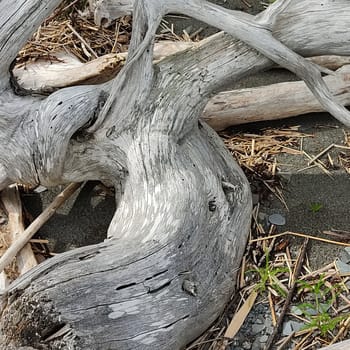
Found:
163,0 -> 350,126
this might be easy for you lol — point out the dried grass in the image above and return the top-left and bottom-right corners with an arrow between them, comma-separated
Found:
16,0 -> 193,67
221,126 -> 309,179
339,131 -> 350,174
17,1 -> 132,66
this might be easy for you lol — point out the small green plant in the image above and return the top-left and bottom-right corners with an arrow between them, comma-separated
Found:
247,251 -> 289,297
295,276 -> 347,336
309,202 -> 323,213
303,313 -> 347,337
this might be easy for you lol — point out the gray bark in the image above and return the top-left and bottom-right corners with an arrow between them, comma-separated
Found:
0,0 -> 349,349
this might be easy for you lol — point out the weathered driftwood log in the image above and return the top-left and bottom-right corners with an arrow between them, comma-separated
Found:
0,0 -> 350,349
14,52 -> 124,93
1,187 -> 38,277
17,55 -> 350,129
204,64 -> 350,130
14,49 -> 350,94
13,42 -> 196,93
322,339 -> 350,350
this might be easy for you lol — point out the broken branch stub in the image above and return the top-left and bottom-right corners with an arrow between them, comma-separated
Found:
0,0 -> 350,349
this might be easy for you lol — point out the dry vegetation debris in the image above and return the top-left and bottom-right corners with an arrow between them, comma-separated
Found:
17,1 -> 132,65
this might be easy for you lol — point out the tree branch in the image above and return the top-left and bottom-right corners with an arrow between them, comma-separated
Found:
89,0 -> 163,132
159,0 -> 350,126
203,65 -> 350,130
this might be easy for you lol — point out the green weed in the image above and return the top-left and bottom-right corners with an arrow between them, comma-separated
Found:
247,251 -> 289,297
309,202 -> 323,213
295,276 -> 347,336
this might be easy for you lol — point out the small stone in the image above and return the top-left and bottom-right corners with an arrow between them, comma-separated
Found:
290,321 -> 303,333
259,335 -> 268,343
335,259 -> 350,275
264,317 -> 272,327
282,320 -> 304,336
268,213 -> 286,226
290,305 -> 303,316
252,323 -> 265,334
319,302 -> 331,313
255,318 -> 263,324
282,321 -> 293,336
0,217 -> 6,225
182,279 -> 197,296
34,185 -> 47,193
265,325 -> 274,334
251,339 -> 261,350
242,341 -> 251,349
340,250 -> 350,264
341,247 -> 350,264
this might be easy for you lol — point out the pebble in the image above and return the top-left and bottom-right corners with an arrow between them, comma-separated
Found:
268,213 -> 286,226
251,339 -> 261,350
265,325 -> 274,334
340,247 -> 350,263
264,317 -> 272,327
255,318 -> 263,324
242,341 -> 251,349
282,320 -> 304,336
335,258 -> 350,275
228,304 -> 274,349
345,247 -> 350,258
0,217 -> 6,225
252,323 -> 265,334
259,335 -> 268,343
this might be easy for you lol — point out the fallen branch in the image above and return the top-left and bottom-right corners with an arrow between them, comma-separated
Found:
0,183 -> 81,275
203,65 -> 350,130
13,41 -> 196,92
1,186 -> 37,274
14,53 -> 350,129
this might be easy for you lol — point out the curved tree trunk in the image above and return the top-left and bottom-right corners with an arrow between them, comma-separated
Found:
0,0 -> 350,349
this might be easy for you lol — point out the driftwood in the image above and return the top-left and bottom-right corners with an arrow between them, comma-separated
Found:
13,41 -> 196,93
204,64 -> 350,130
0,186 -> 37,289
322,340 -> 350,350
0,0 -> 350,349
14,52 -> 124,93
89,0 -> 133,27
14,49 -> 350,128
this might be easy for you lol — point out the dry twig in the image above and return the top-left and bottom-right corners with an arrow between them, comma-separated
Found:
0,183 -> 82,274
